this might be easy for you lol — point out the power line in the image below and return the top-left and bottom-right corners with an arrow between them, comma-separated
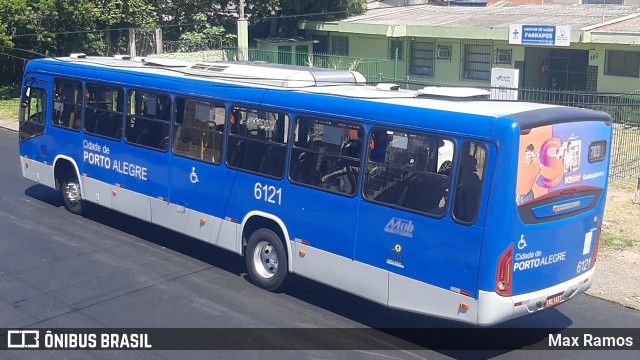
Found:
258,10 -> 348,21
8,23 -> 202,39
0,45 -> 46,57
8,9 -> 354,38
0,51 -> 30,61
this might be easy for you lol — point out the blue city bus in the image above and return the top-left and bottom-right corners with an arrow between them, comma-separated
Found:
18,55 -> 612,325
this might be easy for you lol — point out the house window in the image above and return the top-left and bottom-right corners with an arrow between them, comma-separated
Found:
331,36 -> 349,56
311,34 -> 329,54
605,50 -> 640,78
410,42 -> 434,76
390,39 -> 403,60
463,44 -> 491,81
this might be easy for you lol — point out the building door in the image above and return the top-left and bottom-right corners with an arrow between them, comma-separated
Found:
524,48 -> 589,91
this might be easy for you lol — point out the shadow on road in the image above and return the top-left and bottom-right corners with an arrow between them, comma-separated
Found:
24,183 -> 574,357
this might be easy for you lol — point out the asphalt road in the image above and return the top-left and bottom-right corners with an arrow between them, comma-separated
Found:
1,128 -> 639,360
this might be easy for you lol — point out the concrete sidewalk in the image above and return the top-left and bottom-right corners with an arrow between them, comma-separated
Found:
0,119 -> 18,132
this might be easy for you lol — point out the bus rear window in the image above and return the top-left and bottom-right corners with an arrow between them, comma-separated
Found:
516,121 -> 610,223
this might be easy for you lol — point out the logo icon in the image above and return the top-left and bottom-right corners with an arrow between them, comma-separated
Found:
7,330 -> 40,348
386,245 -> 405,268
384,218 -> 414,238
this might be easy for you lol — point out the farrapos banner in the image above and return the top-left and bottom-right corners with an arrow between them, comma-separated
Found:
509,25 -> 571,47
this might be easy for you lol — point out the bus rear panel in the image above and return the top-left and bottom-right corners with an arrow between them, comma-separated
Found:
478,116 -> 611,325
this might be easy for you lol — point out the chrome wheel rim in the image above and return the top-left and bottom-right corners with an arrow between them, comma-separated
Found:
252,240 -> 278,279
64,181 -> 81,207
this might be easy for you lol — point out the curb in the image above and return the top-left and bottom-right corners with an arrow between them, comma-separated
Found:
0,121 -> 18,132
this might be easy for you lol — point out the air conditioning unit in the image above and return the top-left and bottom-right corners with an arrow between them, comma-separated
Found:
496,50 -> 512,64
436,47 -> 451,60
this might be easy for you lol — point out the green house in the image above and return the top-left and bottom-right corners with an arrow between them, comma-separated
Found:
300,4 -> 640,93
254,38 -> 317,66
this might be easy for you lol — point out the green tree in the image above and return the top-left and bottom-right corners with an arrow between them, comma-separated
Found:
93,0 -> 157,55
246,0 -> 366,38
148,0 -> 234,41
49,0 -> 103,55
1,0 -> 102,57
177,12 -> 236,51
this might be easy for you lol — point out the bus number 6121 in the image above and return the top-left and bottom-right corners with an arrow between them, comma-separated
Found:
576,258 -> 591,274
254,182 -> 282,205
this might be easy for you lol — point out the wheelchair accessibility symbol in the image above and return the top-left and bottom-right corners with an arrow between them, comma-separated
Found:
517,235 -> 527,250
190,167 -> 199,184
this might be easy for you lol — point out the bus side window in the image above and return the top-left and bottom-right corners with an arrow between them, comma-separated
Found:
226,106 -> 289,178
84,83 -> 124,140
452,141 -> 487,224
289,116 -> 363,196
53,78 -> 82,130
126,90 -> 171,150
19,87 -> 47,141
363,127 -> 454,217
172,97 -> 226,164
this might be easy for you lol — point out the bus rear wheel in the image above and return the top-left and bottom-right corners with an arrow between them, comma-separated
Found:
245,228 -> 289,291
62,176 -> 84,215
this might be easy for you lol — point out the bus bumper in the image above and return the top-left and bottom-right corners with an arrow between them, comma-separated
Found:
476,267 -> 595,326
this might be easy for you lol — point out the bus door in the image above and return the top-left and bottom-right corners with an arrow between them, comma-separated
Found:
19,74 -> 54,187
165,98 -> 233,246
355,130 -> 490,314
282,116 -> 363,287
84,88 -> 171,221
49,78 -> 84,175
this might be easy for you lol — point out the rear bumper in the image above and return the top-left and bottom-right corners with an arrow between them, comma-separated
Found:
477,266 -> 595,326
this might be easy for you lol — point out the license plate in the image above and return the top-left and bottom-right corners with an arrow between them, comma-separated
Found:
545,293 -> 564,308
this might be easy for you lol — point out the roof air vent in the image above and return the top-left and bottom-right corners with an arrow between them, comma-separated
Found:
141,58 -> 192,68
416,86 -> 490,99
70,53 -> 87,59
376,83 -> 401,91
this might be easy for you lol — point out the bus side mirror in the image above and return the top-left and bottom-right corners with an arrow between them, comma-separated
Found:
21,85 -> 32,109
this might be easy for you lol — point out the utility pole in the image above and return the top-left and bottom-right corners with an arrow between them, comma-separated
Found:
129,28 -> 137,58
237,0 -> 249,61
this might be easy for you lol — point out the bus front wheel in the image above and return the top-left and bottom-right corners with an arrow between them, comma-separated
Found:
245,228 -> 289,291
62,176 -> 84,215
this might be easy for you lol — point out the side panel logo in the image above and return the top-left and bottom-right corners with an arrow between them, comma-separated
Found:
386,244 -> 405,268
384,218 -> 414,238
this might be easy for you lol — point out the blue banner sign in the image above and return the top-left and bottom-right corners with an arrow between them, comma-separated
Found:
509,25 -> 571,47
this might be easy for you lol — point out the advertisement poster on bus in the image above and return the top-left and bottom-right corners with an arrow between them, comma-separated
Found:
516,122 -> 608,206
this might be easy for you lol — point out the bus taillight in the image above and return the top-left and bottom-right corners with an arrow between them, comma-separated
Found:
496,244 -> 513,297
591,225 -> 601,268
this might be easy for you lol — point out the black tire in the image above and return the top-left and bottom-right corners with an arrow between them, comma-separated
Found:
62,175 -> 84,215
245,228 -> 289,291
